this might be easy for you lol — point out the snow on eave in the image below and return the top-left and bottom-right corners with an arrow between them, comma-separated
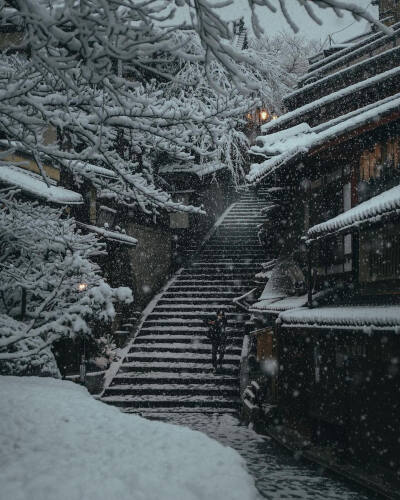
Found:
247,92 -> 400,185
262,63 -> 400,137
298,22 -> 400,86
308,184 -> 400,240
78,222 -> 138,247
279,305 -> 400,332
286,43 -> 400,107
0,165 -> 83,205
249,295 -> 307,315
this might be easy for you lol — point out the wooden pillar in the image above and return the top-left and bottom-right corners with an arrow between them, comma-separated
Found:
307,241 -> 313,308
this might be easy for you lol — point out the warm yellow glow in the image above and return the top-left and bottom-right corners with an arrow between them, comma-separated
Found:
78,283 -> 88,292
260,110 -> 268,121
246,113 -> 252,120
272,114 -> 278,120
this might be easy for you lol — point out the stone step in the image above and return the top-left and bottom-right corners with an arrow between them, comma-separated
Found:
129,344 -> 241,355
112,372 -> 238,384
118,362 -> 239,374
138,326 -> 244,337
172,279 -> 254,285
141,320 -> 245,329
124,352 -> 240,363
134,334 -> 243,344
145,311 -> 246,320
180,271 -> 257,278
160,291 -> 245,298
101,395 -> 240,409
166,285 -> 249,292
152,304 -> 238,311
104,385 -> 239,397
157,297 -> 237,304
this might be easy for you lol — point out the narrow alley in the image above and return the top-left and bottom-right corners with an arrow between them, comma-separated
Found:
102,191 -> 376,499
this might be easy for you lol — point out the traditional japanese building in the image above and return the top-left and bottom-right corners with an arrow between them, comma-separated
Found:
244,14 -> 400,493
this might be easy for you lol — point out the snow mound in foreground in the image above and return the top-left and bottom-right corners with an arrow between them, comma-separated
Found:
0,376 -> 260,500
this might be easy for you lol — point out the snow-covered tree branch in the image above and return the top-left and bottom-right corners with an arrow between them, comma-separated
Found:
0,0 -> 385,214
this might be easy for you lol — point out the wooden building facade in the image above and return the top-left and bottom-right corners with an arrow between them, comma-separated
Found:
246,13 -> 400,490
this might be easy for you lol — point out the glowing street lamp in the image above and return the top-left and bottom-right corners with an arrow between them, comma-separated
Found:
260,110 -> 268,121
78,282 -> 88,292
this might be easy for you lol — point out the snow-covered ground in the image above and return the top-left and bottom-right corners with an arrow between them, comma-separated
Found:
0,376 -> 260,500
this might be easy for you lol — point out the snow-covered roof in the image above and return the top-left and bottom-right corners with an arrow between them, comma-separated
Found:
250,295 -> 307,315
262,64 -> 400,137
248,92 -> 400,184
0,165 -> 83,205
250,260 -> 306,314
280,305 -> 400,332
286,43 -> 400,109
298,22 -> 400,86
78,223 -> 138,247
159,161 -> 226,178
308,185 -> 400,240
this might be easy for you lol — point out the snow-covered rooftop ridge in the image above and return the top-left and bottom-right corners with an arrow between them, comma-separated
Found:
280,305 -> 400,331
78,222 -> 138,247
159,161 -> 226,178
247,92 -> 400,184
308,185 -> 400,240
299,22 -> 400,84
262,64 -> 400,136
286,43 -> 400,105
0,165 -> 83,205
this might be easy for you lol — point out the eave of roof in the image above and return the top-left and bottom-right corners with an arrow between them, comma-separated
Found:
247,92 -> 400,184
285,43 -> 400,108
250,294 -> 308,315
263,62 -> 400,137
0,165 -> 83,205
280,305 -> 400,332
298,22 -> 400,85
307,184 -> 400,241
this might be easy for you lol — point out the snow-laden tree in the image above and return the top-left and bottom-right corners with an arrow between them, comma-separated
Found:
0,1 -> 387,214
248,33 -> 323,114
0,189 -> 132,376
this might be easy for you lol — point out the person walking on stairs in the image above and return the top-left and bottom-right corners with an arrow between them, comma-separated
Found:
205,310 -> 228,373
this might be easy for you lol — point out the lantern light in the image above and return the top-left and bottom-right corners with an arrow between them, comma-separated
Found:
260,110 -> 268,121
78,283 -> 88,292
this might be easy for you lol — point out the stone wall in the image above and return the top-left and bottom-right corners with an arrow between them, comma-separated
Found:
126,222 -> 173,308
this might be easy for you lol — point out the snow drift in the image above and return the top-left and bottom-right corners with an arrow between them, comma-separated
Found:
0,376 -> 260,500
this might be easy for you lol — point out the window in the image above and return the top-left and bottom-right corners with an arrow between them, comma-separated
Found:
359,223 -> 400,283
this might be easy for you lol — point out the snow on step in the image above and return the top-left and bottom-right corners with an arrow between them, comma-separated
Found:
102,191 -> 265,413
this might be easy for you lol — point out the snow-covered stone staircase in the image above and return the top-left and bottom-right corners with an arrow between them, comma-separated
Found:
101,191 -> 266,414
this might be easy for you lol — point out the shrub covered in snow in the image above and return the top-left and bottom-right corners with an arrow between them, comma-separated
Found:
0,376 -> 260,500
0,191 -> 132,376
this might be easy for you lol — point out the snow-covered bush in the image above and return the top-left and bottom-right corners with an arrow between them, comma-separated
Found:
0,190 -> 132,376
